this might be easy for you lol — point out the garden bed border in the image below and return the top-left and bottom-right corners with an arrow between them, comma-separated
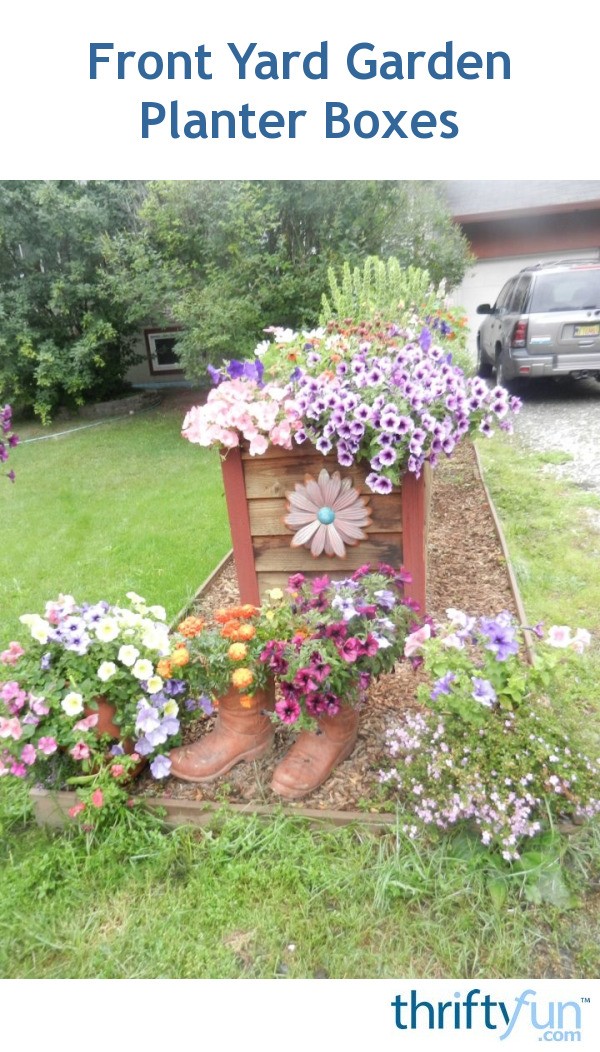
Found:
31,445 -> 532,832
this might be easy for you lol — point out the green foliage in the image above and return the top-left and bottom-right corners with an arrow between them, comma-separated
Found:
109,180 -> 472,378
0,181 -> 146,420
321,258 -> 438,324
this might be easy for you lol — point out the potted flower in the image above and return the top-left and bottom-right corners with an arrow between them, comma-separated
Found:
168,564 -> 418,798
181,316 -> 521,611
167,603 -> 276,784
379,610 -> 599,859
0,591 -> 186,796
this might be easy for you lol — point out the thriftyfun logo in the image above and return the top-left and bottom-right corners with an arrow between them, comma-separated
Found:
391,989 -> 584,1041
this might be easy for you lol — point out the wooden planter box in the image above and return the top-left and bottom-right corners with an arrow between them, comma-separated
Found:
221,442 -> 431,611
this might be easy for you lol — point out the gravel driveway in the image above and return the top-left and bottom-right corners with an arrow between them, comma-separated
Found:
511,377 -> 600,497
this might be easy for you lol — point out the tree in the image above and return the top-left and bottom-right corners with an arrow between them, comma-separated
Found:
0,181 -> 146,420
110,180 -> 471,380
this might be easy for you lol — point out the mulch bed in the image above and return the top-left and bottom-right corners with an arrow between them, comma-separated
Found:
137,441 -> 518,812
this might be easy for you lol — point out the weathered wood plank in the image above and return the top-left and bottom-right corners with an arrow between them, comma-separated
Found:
242,455 -> 399,500
253,533 -> 403,572
248,493 -> 403,536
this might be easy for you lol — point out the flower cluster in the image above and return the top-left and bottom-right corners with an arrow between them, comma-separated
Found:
380,610 -> 598,858
170,603 -> 271,709
182,319 -> 521,488
258,566 -> 417,727
1,404 -> 19,482
0,592 -> 184,785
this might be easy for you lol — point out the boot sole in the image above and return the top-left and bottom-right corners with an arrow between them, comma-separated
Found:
171,738 -> 274,784
270,737 -> 357,800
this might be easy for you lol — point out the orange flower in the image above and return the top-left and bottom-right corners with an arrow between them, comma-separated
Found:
227,642 -> 248,661
239,694 -> 254,708
220,619 -> 242,639
178,616 -> 205,638
214,606 -> 237,624
156,658 -> 172,679
236,623 -> 256,642
238,604 -> 258,619
231,667 -> 254,690
170,647 -> 190,668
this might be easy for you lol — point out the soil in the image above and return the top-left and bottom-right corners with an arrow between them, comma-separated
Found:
137,440 -> 518,812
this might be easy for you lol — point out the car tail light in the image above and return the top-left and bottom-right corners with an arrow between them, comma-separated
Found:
511,320 -> 528,348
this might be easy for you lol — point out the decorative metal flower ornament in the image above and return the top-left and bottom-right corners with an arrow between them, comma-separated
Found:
284,469 -> 371,557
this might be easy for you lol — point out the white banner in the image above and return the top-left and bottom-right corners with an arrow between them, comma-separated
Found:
1,0 -> 598,178
1,978 -> 599,1049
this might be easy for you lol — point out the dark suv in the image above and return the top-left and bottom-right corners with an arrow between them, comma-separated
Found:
476,259 -> 600,387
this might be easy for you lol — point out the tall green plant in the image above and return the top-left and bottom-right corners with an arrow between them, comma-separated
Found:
321,258 -> 439,325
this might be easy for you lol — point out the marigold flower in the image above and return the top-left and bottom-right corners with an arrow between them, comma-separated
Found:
177,616 -> 205,638
236,623 -> 256,642
170,647 -> 190,668
220,619 -> 242,638
239,694 -> 254,708
156,658 -> 172,679
238,604 -> 258,619
228,642 -> 248,661
231,667 -> 254,690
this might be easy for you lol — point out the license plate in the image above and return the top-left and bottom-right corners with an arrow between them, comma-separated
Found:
574,323 -> 600,337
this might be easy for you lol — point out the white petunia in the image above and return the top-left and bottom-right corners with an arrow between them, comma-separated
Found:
118,645 -> 139,667
141,624 -> 170,654
62,692 -> 84,716
95,618 -> 120,643
97,661 -> 117,682
30,618 -> 51,645
163,699 -> 179,718
126,591 -> 146,605
146,675 -> 164,694
148,605 -> 167,621
115,608 -> 142,629
132,659 -> 154,680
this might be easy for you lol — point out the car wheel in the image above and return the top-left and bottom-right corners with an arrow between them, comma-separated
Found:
476,340 -> 493,379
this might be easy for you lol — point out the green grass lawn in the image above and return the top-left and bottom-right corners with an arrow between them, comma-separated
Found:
1,426 -> 599,979
1,402 -> 231,639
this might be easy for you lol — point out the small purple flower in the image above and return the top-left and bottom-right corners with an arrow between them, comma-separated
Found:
150,754 -> 172,779
471,677 -> 497,707
431,672 -> 456,700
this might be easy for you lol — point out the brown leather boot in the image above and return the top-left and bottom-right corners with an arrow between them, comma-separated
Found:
169,684 -> 274,783
270,705 -> 359,800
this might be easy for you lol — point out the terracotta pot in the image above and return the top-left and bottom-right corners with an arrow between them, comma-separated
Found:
85,696 -> 146,777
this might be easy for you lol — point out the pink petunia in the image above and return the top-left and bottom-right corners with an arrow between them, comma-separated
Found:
547,625 -> 572,649
38,736 -> 58,755
0,681 -> 22,701
91,788 -> 104,808
0,717 -> 22,741
10,762 -> 27,778
70,741 -> 91,761
0,642 -> 25,665
20,744 -> 37,765
404,624 -> 432,658
74,713 -> 99,732
31,696 -> 50,716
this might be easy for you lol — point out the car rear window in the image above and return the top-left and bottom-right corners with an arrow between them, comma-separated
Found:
529,269 -> 600,313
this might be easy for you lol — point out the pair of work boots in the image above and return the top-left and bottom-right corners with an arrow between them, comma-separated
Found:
169,688 -> 359,800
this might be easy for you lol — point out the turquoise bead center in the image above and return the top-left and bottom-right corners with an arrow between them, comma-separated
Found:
317,506 -> 335,525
